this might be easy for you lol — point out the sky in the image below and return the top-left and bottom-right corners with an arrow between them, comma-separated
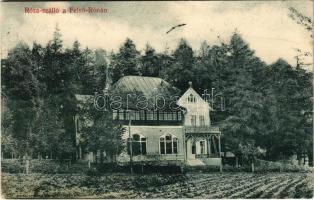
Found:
1,1 -> 313,69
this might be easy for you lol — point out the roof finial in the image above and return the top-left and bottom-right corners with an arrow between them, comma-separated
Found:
188,81 -> 192,88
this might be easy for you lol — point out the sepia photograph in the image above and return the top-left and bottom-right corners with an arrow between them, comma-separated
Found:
0,1 -> 313,199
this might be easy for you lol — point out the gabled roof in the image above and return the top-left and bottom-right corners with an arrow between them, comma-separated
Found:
111,76 -> 180,97
177,86 -> 214,111
110,76 -> 181,110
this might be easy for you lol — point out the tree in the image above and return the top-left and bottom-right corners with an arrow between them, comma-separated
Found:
1,95 -> 18,159
193,41 -> 229,95
80,101 -> 125,164
141,43 -> 160,77
111,38 -> 140,83
262,59 -> 312,164
164,39 -> 195,91
31,100 -> 74,160
42,26 -> 77,161
2,42 -> 40,173
220,32 -> 266,166
94,48 -> 109,92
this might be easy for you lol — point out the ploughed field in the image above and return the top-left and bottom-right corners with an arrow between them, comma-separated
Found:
2,172 -> 313,198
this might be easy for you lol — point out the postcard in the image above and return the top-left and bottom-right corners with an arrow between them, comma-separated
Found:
1,1 -> 313,199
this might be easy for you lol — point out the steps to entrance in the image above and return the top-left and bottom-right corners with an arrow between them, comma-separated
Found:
187,159 -> 206,166
187,158 -> 221,166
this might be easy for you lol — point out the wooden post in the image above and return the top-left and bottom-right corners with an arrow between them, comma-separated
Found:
128,111 -> 133,174
140,140 -> 143,174
79,146 -> 82,160
251,162 -> 255,173
218,134 -> 222,172
208,137 -> 211,156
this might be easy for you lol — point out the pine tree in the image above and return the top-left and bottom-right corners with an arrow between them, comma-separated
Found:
141,43 -> 160,77
2,42 -> 40,172
221,33 -> 266,165
94,48 -> 109,92
111,38 -> 140,83
263,59 -> 313,162
42,26 -> 77,160
165,39 -> 195,90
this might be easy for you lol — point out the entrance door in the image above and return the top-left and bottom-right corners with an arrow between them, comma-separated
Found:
200,140 -> 206,154
192,141 -> 196,154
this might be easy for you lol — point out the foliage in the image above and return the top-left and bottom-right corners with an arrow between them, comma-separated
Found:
141,44 -> 160,77
288,7 -> 312,37
80,100 -> 125,163
111,38 -> 141,83
162,39 -> 195,91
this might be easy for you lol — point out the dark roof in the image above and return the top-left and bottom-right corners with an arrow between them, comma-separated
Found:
110,76 -> 181,110
111,76 -> 180,97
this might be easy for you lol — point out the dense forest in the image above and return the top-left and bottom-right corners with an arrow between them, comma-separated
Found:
1,24 -> 313,166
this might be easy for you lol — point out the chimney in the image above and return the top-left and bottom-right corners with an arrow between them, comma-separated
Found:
188,81 -> 192,88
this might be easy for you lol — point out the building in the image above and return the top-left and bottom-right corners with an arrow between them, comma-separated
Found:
75,76 -> 222,168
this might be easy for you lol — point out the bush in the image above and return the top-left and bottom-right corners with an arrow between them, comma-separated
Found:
1,159 -> 24,173
1,159 -> 90,174
254,159 -> 311,172
85,168 -> 101,176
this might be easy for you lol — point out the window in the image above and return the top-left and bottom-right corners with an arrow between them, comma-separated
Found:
188,94 -> 196,103
118,110 -> 124,120
177,111 -> 182,121
127,134 -> 147,155
113,110 -> 118,120
153,111 -> 158,120
134,111 -> 140,120
147,111 -> 154,120
199,115 -> 205,126
167,112 -> 173,121
139,110 -> 145,120
159,111 -> 164,121
191,115 -> 197,126
160,134 -> 178,154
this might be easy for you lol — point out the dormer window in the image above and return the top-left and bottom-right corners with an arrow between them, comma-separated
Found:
187,94 -> 196,103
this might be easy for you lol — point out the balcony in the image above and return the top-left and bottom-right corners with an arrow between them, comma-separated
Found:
185,126 -> 220,134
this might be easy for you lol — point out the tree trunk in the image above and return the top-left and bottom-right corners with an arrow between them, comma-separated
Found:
25,158 -> 30,174
93,151 -> 97,164
100,150 -> 104,164
307,151 -> 313,167
25,124 -> 32,174
251,162 -> 254,173
235,157 -> 239,168
297,153 -> 302,165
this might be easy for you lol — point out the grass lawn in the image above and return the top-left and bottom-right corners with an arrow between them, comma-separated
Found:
1,172 -> 313,198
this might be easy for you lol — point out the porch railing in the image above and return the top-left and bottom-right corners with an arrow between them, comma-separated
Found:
117,154 -> 185,163
195,153 -> 220,159
185,126 -> 220,134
